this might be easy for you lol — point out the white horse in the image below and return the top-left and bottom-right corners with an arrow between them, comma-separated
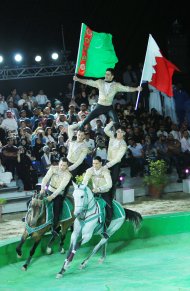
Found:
56,183 -> 142,279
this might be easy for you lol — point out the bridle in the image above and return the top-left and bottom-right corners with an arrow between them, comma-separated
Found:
74,186 -> 96,219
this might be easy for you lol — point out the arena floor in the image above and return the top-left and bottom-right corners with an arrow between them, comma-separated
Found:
1,232 -> 190,290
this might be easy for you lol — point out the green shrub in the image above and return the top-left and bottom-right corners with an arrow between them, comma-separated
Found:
143,159 -> 168,186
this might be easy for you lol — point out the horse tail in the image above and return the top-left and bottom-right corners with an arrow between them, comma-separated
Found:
124,208 -> 143,230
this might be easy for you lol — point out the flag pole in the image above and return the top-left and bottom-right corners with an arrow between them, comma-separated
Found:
71,23 -> 84,100
135,34 -> 151,110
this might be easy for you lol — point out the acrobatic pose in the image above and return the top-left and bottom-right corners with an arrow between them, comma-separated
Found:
73,68 -> 142,130
104,120 -> 127,198
67,122 -> 88,179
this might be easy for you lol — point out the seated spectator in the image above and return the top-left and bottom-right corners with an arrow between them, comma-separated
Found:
1,137 -> 18,178
94,119 -> 105,136
58,145 -> 67,158
127,137 -> 145,177
1,111 -> 18,134
7,88 -> 20,106
56,114 -> 68,130
31,137 -> 45,176
44,127 -> 56,144
66,105 -> 80,125
88,88 -> 98,106
78,103 -> 89,120
7,101 -> 20,121
16,146 -> 34,191
41,145 -> 52,175
157,125 -> 168,138
0,94 -> 8,116
35,89 -> 48,108
170,123 -> 180,141
93,135 -> 107,164
143,135 -> 157,162
18,92 -> 33,110
167,133 -> 184,182
0,156 -> 12,186
46,101 -> 55,114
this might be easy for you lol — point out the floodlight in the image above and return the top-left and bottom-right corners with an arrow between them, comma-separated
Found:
51,52 -> 59,60
14,54 -> 23,62
35,55 -> 42,62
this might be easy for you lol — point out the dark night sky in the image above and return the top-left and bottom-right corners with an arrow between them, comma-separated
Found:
0,0 -> 190,72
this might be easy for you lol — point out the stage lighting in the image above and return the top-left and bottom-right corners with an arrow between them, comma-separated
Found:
14,54 -> 23,62
51,52 -> 59,60
35,55 -> 42,62
0,56 -> 3,63
117,173 -> 126,187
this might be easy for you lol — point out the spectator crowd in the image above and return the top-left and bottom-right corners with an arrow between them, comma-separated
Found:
0,68 -> 190,191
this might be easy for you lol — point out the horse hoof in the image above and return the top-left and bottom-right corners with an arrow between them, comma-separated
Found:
46,247 -> 52,255
80,263 -> 86,270
98,258 -> 105,264
56,273 -> 63,279
22,266 -> 27,271
60,248 -> 65,254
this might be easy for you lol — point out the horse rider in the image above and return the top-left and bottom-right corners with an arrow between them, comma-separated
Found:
103,120 -> 127,198
73,68 -> 142,130
40,157 -> 72,236
82,156 -> 113,238
67,121 -> 89,180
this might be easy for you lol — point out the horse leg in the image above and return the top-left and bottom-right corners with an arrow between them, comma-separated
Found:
22,238 -> 41,271
46,225 -> 58,255
98,242 -> 107,264
56,219 -> 81,279
80,237 -> 108,269
16,231 -> 28,258
58,221 -> 70,254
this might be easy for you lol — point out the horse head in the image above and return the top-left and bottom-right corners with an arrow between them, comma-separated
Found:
28,194 -> 45,227
72,181 -> 94,217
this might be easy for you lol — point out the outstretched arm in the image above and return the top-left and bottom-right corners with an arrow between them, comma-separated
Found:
73,76 -> 99,89
116,83 -> 142,93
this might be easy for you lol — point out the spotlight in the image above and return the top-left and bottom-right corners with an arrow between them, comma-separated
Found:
119,176 -> 125,182
35,55 -> 42,62
14,54 -> 23,62
117,173 -> 126,187
51,52 -> 59,60
0,56 -> 3,63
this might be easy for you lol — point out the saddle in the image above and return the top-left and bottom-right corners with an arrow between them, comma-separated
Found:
46,197 -> 73,223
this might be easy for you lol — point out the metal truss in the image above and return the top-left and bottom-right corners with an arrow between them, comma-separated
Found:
0,62 -> 75,80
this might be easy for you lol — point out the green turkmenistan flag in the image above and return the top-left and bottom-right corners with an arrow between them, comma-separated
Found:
75,23 -> 118,78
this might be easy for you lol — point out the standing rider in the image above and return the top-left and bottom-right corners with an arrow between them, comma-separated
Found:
73,68 -> 142,130
104,120 -> 127,198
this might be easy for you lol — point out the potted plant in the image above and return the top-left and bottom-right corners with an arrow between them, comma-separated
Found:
0,198 -> 7,222
143,159 -> 168,198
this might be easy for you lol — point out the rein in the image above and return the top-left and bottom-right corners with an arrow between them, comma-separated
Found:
25,199 -> 52,235
75,187 -> 101,224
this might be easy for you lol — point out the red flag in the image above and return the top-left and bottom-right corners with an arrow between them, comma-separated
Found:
142,35 -> 180,97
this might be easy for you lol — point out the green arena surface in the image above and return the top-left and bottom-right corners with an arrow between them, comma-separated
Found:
1,212 -> 190,290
